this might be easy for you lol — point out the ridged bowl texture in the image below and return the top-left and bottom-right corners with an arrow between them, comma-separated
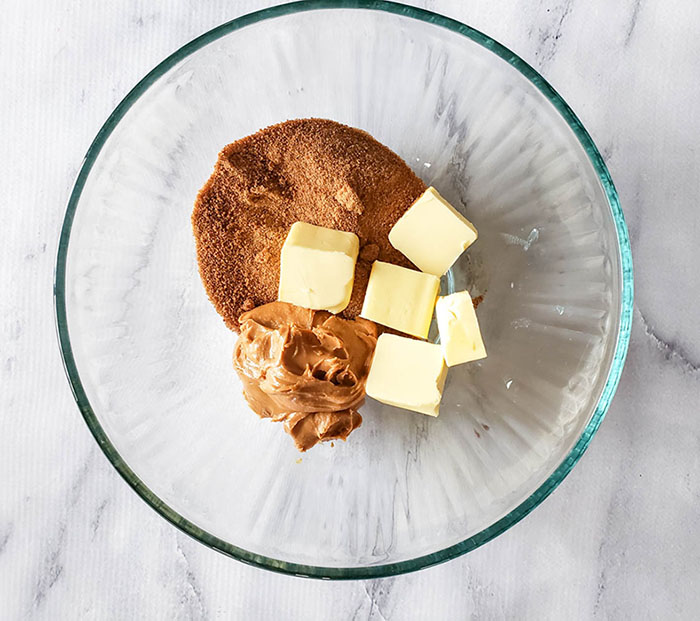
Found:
56,1 -> 632,578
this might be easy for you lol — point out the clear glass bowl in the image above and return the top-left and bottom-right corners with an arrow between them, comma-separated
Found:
55,0 -> 633,578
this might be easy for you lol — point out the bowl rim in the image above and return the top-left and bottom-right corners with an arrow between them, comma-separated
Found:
54,0 -> 634,579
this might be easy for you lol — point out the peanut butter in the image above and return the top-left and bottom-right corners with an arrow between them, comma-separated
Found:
233,302 -> 378,451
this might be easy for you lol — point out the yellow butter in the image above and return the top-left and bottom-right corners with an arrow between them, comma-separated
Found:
278,222 -> 359,313
436,291 -> 487,366
360,261 -> 439,339
389,187 -> 478,276
366,333 -> 447,417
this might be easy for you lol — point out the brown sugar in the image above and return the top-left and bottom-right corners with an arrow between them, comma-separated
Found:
192,118 -> 426,332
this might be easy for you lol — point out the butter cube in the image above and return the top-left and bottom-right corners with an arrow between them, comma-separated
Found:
366,333 -> 447,416
361,261 -> 439,339
278,222 -> 359,313
389,187 -> 478,276
436,291 -> 487,366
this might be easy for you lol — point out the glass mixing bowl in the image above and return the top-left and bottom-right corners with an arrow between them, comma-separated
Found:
55,0 -> 633,578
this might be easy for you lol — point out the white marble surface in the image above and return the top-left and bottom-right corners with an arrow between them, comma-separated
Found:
1,0 -> 699,618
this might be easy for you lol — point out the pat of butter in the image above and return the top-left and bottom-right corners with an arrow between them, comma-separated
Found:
278,222 -> 359,314
366,333 -> 447,416
389,187 -> 478,276
360,261 -> 439,339
436,291 -> 487,366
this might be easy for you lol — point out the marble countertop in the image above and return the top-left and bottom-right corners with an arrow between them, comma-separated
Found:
2,0 -> 699,618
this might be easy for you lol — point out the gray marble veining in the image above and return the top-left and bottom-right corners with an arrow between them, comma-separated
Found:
2,0 -> 699,618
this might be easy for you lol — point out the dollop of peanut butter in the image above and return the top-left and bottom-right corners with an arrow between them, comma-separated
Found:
233,302 -> 378,451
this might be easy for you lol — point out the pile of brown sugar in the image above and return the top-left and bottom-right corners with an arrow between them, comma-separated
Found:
192,118 -> 426,332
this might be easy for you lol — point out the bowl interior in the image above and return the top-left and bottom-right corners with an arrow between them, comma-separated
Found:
59,4 -> 627,575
